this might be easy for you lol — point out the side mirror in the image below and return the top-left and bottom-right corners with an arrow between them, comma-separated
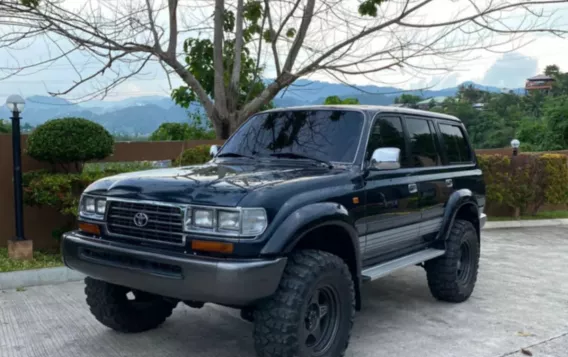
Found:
209,145 -> 219,158
370,147 -> 401,170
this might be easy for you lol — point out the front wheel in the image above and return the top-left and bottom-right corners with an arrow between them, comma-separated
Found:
425,219 -> 480,302
253,250 -> 355,357
85,277 -> 177,333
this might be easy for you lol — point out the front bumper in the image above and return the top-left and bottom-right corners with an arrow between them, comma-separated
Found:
62,231 -> 287,307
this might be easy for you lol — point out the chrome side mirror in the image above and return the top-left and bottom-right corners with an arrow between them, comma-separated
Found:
209,145 -> 219,158
370,147 -> 401,170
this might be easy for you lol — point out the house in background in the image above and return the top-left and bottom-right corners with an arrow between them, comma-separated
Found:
417,96 -> 447,110
525,74 -> 555,95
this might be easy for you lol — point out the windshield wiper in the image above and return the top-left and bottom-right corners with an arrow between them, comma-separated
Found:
216,152 -> 254,159
269,152 -> 333,168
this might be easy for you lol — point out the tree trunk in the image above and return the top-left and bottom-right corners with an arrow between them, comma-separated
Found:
211,111 -> 239,139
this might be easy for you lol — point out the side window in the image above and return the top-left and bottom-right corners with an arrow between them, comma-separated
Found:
439,124 -> 472,164
367,116 -> 407,166
405,118 -> 441,167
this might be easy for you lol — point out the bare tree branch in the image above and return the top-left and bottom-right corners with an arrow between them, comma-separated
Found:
228,0 -> 244,112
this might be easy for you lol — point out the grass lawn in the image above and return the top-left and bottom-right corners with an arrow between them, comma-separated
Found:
488,210 -> 568,222
0,248 -> 62,273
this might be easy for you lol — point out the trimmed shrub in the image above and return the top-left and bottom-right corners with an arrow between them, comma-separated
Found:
174,145 -> 211,166
478,153 -> 568,216
27,117 -> 114,171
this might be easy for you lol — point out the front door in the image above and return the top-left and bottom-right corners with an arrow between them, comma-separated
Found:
362,115 -> 422,265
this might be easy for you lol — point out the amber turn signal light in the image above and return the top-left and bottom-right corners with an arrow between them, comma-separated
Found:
191,240 -> 234,254
79,222 -> 101,235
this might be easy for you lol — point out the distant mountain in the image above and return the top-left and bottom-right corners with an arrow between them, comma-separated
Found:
0,80 -> 524,134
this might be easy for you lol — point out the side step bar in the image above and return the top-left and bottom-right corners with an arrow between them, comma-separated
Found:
362,249 -> 445,282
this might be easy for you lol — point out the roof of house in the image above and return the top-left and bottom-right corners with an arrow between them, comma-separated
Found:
417,96 -> 448,105
527,74 -> 554,81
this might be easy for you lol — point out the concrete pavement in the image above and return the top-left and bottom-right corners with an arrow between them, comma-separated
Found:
1,227 -> 567,357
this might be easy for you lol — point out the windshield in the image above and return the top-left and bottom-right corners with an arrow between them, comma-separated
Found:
219,109 -> 364,163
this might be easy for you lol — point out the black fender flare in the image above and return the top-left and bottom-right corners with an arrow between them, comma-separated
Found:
437,189 -> 480,241
260,202 -> 362,308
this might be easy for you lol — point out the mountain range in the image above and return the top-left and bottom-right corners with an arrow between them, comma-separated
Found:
0,80 -> 523,135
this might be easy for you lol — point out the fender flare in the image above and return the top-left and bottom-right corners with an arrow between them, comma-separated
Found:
437,189 -> 480,241
260,202 -> 363,309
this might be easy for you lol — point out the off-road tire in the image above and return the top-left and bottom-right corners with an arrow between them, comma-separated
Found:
425,219 -> 480,302
85,277 -> 177,333
253,250 -> 355,357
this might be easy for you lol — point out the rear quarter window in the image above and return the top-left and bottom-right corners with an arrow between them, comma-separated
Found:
438,123 -> 473,164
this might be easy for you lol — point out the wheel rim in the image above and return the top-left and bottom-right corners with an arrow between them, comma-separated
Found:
457,241 -> 472,282
302,285 -> 341,356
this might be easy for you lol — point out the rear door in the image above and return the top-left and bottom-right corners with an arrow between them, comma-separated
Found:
402,116 -> 451,240
436,121 -> 480,208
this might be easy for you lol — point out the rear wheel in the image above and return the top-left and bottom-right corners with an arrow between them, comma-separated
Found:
425,219 -> 480,302
253,250 -> 355,357
85,277 -> 177,333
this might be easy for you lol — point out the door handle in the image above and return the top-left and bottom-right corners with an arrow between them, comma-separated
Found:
445,179 -> 453,188
408,183 -> 418,194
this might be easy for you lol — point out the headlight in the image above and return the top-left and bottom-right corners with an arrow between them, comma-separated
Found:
218,210 -> 240,231
79,195 -> 106,220
184,206 -> 267,237
194,209 -> 214,228
241,208 -> 267,235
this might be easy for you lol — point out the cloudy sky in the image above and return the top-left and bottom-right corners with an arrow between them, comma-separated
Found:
1,0 -> 568,102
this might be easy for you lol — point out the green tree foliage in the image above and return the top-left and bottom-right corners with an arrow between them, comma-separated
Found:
150,113 -> 216,141
172,2 -> 273,113
427,64 -> 568,150
27,118 -> 114,172
0,119 -> 11,133
394,94 -> 422,107
323,96 -> 360,105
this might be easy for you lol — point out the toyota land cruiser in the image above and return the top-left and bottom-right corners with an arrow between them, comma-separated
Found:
62,105 -> 486,357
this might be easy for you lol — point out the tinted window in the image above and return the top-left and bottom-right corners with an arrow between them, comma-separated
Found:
367,116 -> 407,166
439,124 -> 472,163
220,110 -> 364,162
405,118 -> 441,167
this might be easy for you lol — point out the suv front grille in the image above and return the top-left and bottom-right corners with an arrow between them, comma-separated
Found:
106,201 -> 185,246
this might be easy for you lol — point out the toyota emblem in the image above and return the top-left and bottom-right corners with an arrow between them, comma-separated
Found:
133,212 -> 149,227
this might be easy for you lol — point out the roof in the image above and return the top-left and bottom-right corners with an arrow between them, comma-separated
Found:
417,96 -> 448,105
260,104 -> 461,122
527,74 -> 554,81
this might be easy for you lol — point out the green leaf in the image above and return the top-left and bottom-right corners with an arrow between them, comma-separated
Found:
286,28 -> 297,38
358,0 -> 387,17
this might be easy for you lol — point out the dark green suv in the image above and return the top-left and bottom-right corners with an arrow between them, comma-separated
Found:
62,105 -> 486,357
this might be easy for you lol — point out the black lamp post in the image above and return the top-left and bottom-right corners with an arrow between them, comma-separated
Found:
511,139 -> 520,157
6,94 -> 26,241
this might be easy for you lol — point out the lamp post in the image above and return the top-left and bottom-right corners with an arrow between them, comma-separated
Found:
6,95 -> 26,242
511,139 -> 520,157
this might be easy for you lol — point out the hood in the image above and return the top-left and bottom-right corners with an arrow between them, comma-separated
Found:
85,160 -> 346,206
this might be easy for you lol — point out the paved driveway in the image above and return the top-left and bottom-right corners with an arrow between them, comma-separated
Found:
1,227 -> 567,357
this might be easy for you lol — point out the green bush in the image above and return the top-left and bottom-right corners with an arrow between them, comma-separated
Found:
173,145 -> 212,166
27,117 -> 114,171
478,154 -> 568,216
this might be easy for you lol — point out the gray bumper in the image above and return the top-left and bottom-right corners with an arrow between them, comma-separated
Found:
62,232 -> 287,307
480,213 -> 487,229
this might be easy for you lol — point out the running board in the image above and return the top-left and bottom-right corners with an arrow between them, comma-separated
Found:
362,249 -> 446,282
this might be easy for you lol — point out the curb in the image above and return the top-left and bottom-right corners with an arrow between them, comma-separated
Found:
484,218 -> 568,230
0,266 -> 84,291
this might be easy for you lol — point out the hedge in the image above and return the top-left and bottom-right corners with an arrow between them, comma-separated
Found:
173,145 -> 211,166
477,153 -> 568,216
